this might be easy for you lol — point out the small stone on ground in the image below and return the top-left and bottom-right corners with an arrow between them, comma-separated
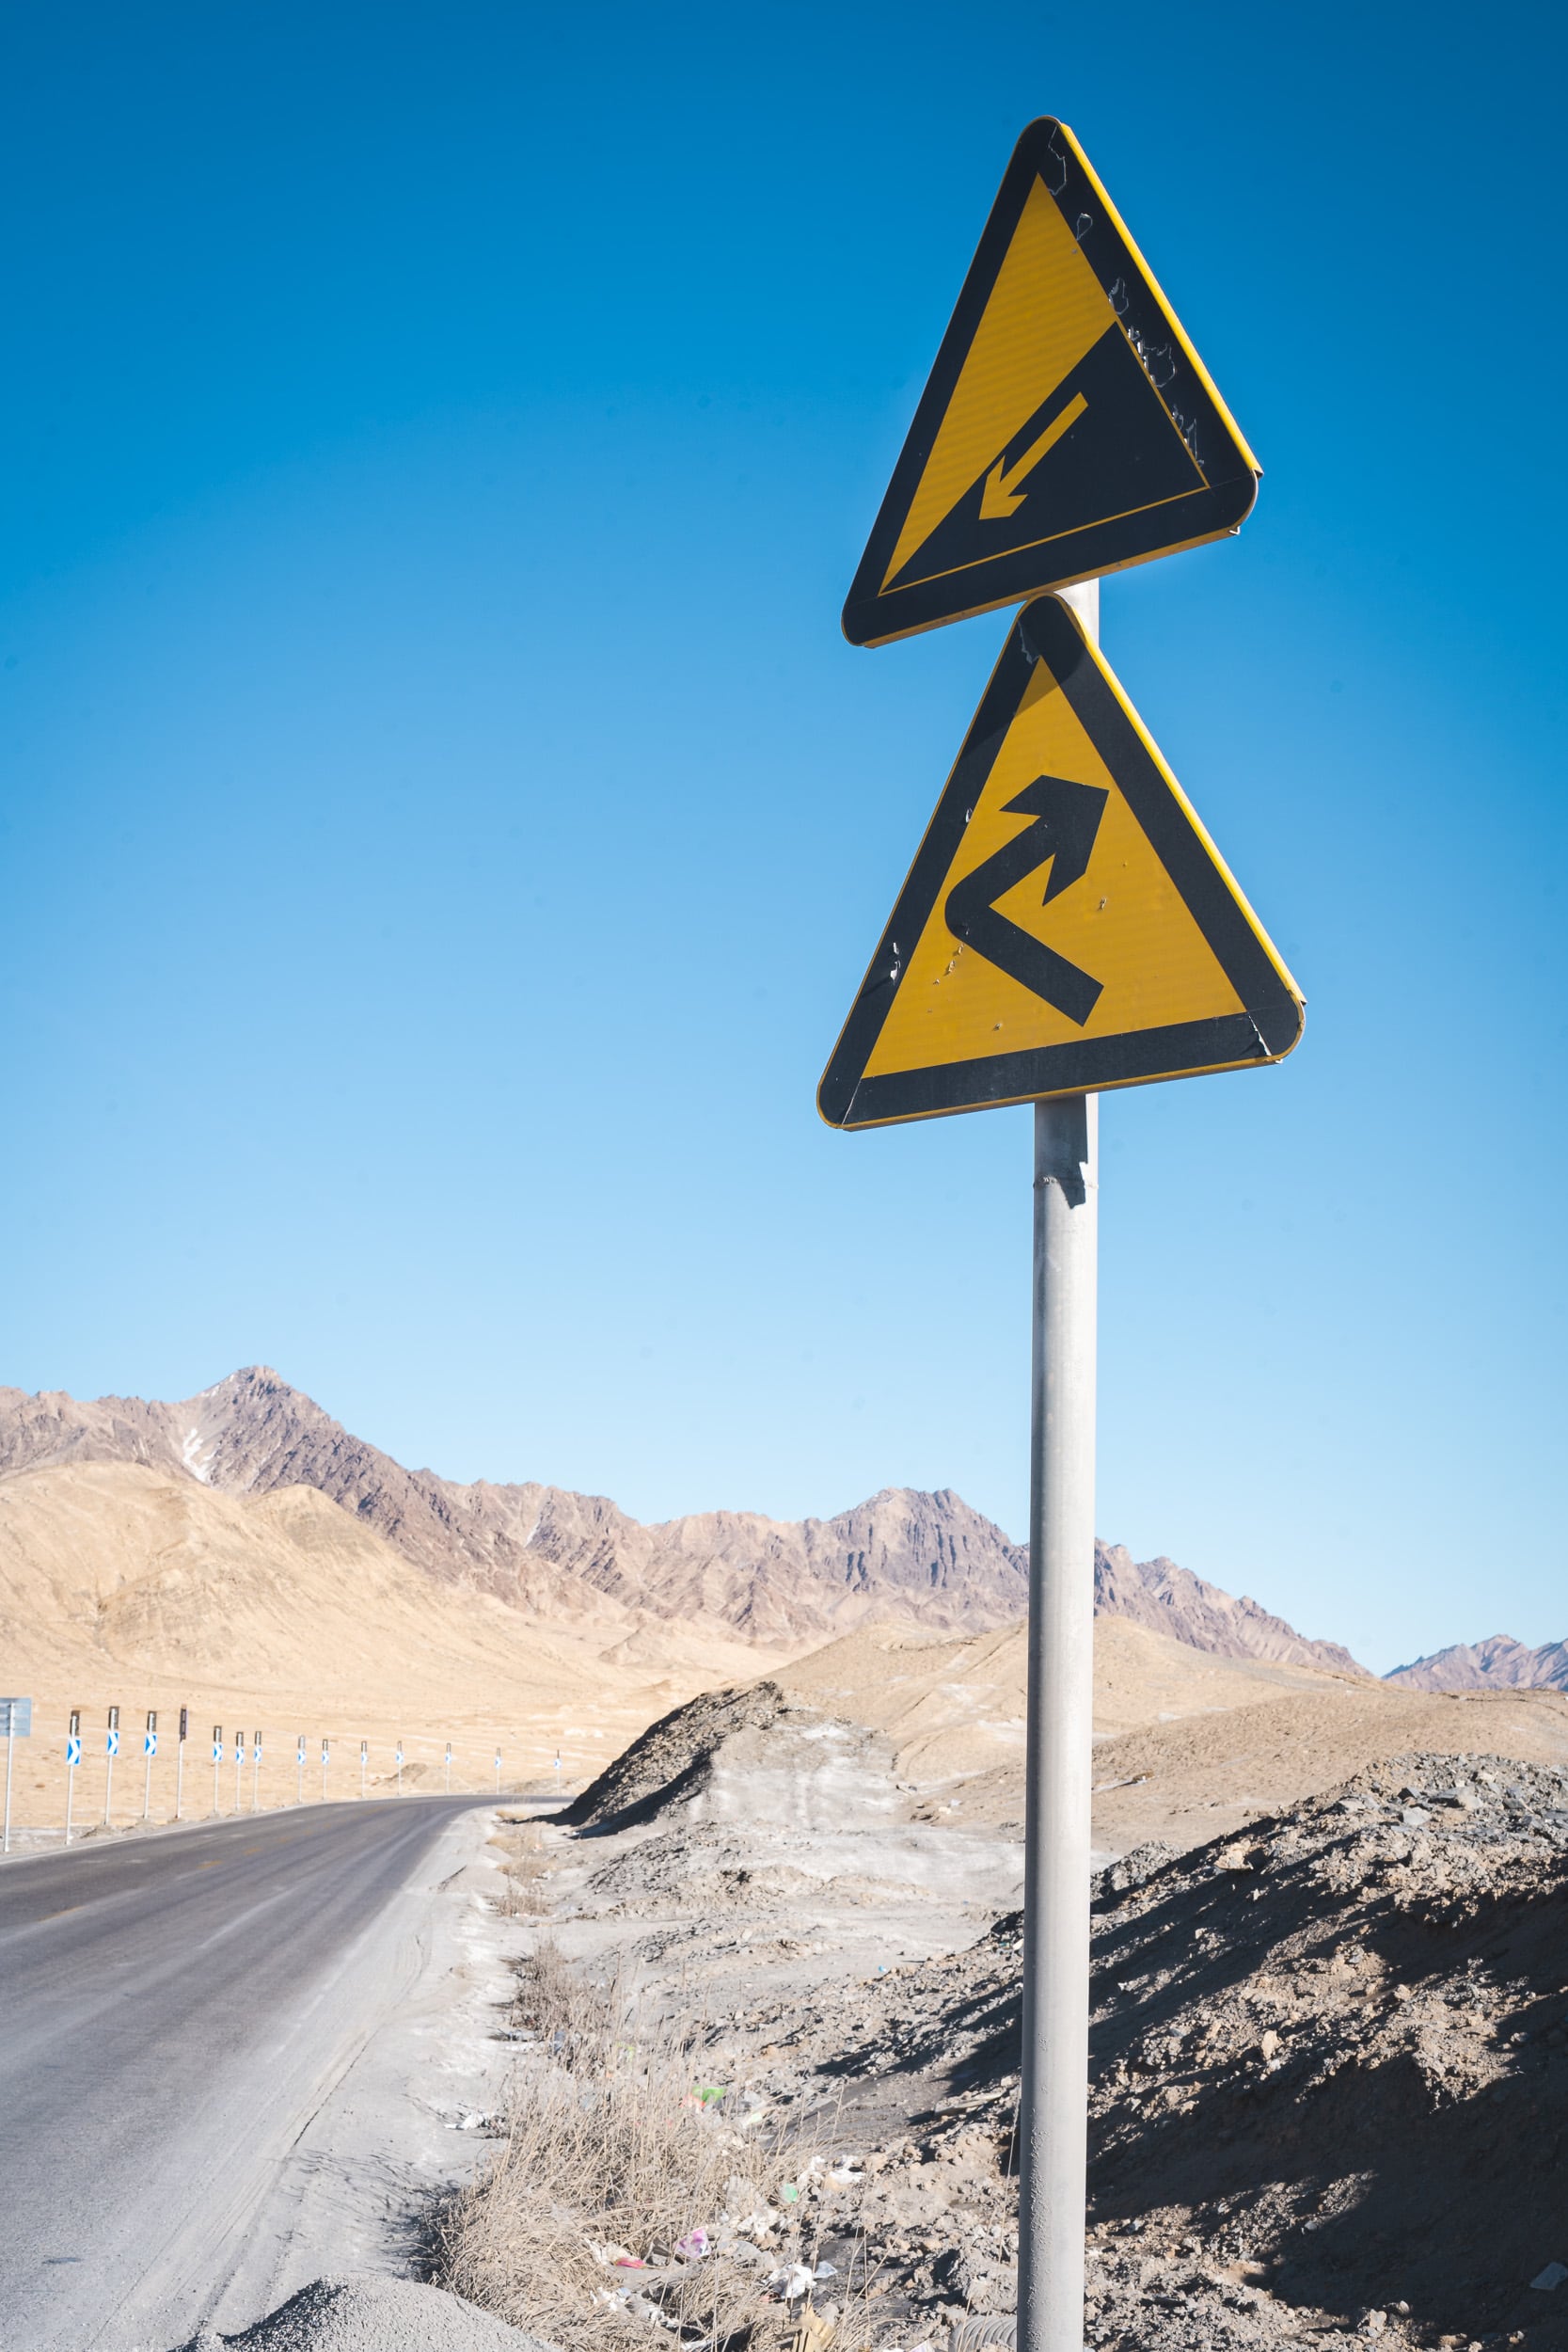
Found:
177,2273 -> 559,2352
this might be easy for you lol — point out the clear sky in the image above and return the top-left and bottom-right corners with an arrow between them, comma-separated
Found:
2,3 -> 1563,1674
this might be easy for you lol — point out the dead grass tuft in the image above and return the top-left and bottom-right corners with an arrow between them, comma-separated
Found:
437,1937 -> 851,2351
490,1822 -> 557,1920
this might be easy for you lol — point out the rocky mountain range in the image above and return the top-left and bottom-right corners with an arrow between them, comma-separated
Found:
1384,1632 -> 1568,1692
1090,1540 -> 1366,1676
0,1367 -> 1370,1667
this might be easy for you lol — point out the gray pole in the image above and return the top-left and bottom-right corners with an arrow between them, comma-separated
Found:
1017,581 -> 1101,2352
3,1726 -> 12,1855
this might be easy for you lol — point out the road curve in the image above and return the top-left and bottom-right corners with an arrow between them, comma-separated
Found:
0,1796 -> 499,2351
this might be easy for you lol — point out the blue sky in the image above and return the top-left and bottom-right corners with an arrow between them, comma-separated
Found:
2,2 -> 1563,1673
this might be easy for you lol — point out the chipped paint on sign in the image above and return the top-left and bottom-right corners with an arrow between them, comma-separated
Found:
843,119 -> 1259,647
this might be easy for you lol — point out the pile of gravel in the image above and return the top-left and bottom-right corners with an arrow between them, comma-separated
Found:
685,1753 -> 1568,2349
178,2274 -> 559,2352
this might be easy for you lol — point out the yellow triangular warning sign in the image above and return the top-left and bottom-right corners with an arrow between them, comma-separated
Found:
818,597 -> 1302,1128
843,119 -> 1260,648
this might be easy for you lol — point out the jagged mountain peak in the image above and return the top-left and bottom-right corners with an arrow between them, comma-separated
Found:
1384,1634 -> 1568,1693
1092,1540 -> 1369,1677
0,1370 -> 1366,1668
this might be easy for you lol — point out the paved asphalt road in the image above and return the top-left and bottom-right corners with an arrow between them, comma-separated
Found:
0,1797 -> 499,2351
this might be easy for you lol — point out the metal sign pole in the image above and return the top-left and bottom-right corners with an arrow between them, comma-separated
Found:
1017,580 -> 1100,2352
359,1740 -> 367,1800
444,1741 -> 451,1793
252,1735 -> 261,1812
66,1713 -> 80,1848
3,1715 -> 13,1856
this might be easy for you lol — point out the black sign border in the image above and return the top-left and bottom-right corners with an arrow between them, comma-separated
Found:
842,119 -> 1259,648
818,596 -> 1303,1129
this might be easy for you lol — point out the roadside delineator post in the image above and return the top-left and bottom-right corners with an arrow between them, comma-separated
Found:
295,1737 -> 306,1805
1,1696 -> 32,1854
212,1725 -> 223,1816
359,1739 -> 368,1800
252,1732 -> 262,1812
320,1738 -> 329,1803
105,1706 -> 120,1827
395,1741 -> 404,1796
65,1709 -> 82,1847
175,1706 -> 188,1821
444,1741 -> 451,1794
142,1710 -> 158,1821
494,1748 -> 502,1795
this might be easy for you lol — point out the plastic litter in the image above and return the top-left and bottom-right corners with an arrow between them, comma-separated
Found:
1531,2265 -> 1568,2293
767,2263 -> 817,2302
673,2229 -> 711,2262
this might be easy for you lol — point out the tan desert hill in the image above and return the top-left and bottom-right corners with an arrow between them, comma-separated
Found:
764,1615 -> 1568,1852
0,1460 -> 791,1834
1078,1679 -> 1568,1851
0,1368 -> 1366,1668
772,1613 -> 1359,1786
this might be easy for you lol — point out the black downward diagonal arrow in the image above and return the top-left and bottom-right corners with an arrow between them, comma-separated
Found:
942,773 -> 1109,1026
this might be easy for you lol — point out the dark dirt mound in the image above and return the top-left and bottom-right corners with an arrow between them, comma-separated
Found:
720,1754 -> 1568,2348
560,1682 -> 787,1832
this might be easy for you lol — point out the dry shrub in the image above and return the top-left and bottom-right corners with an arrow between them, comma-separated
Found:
491,1822 -> 556,1921
437,1939 -> 799,2350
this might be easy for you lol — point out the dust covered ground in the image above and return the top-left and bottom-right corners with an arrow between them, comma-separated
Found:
439,1675 -> 1568,2352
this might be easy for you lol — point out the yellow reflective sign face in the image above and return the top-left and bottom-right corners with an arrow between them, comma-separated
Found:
843,119 -> 1260,648
818,598 -> 1303,1128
